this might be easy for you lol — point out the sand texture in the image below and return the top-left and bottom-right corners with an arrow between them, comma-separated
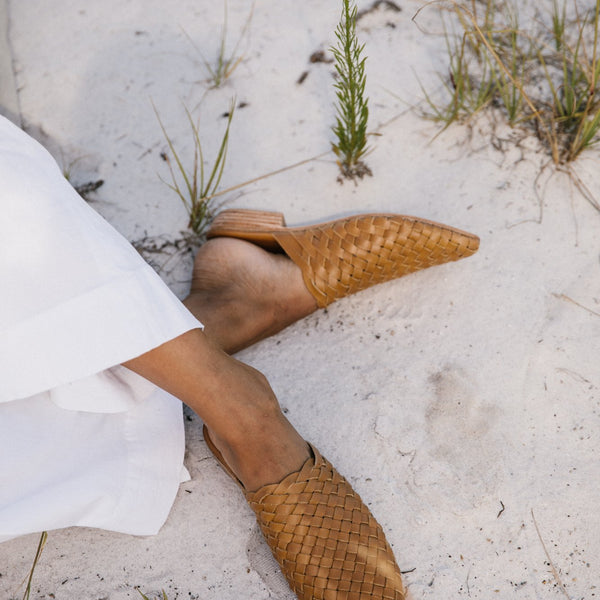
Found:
0,0 -> 598,598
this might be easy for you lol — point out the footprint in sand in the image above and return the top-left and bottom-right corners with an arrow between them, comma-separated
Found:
414,365 -> 503,510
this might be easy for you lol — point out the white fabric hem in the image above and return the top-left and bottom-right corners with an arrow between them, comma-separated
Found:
0,263 -> 202,405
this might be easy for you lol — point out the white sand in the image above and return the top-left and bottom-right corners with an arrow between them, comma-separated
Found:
1,0 -> 598,598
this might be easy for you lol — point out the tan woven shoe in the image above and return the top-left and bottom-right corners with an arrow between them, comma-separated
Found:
204,426 -> 406,600
206,208 -> 480,308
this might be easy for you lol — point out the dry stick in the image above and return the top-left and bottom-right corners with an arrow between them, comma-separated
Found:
552,292 -> 600,318
531,510 -> 571,600
203,150 -> 331,203
374,104 -> 413,132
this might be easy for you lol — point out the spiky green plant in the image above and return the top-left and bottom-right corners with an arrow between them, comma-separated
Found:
155,101 -> 234,235
331,0 -> 371,180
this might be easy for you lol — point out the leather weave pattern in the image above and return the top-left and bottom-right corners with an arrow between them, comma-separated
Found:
245,445 -> 406,600
274,215 -> 479,307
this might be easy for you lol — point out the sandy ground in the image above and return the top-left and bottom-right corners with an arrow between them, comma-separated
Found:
1,0 -> 599,598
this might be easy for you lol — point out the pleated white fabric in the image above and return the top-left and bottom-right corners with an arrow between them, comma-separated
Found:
0,116 -> 203,542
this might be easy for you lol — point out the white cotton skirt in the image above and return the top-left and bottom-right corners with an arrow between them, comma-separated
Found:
0,116 -> 203,542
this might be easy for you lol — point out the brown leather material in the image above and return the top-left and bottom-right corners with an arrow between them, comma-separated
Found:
203,426 -> 406,600
207,209 -> 480,308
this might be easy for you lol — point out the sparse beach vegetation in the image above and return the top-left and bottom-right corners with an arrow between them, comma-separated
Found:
184,1 -> 253,88
418,0 -> 600,166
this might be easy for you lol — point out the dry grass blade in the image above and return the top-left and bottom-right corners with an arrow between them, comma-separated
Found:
552,292 -> 600,317
204,149 -> 331,202
21,531 -> 48,600
137,589 -> 169,600
531,509 -> 571,599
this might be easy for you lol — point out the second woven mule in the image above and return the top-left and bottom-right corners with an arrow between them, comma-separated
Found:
203,426 -> 406,600
207,208 -> 480,308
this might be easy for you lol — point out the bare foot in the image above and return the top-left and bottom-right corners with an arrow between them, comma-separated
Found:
184,238 -> 317,354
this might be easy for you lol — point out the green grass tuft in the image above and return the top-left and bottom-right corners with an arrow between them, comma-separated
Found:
154,100 -> 235,236
184,1 -> 253,88
418,0 -> 600,165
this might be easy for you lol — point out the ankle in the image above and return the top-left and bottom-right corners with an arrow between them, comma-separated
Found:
201,365 -> 310,491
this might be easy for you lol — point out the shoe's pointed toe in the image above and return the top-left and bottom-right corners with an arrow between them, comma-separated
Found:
245,445 -> 407,599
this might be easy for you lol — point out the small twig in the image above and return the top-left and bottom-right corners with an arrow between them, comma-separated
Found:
531,510 -> 571,599
497,500 -> 505,518
555,367 -> 592,385
553,293 -> 600,318
560,164 -> 600,212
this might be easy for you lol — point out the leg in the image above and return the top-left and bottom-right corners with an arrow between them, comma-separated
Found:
123,328 -> 309,491
183,238 -> 317,354
130,283 -> 407,599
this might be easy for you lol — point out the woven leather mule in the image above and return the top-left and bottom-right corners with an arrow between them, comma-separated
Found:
204,426 -> 406,600
206,208 -> 480,308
